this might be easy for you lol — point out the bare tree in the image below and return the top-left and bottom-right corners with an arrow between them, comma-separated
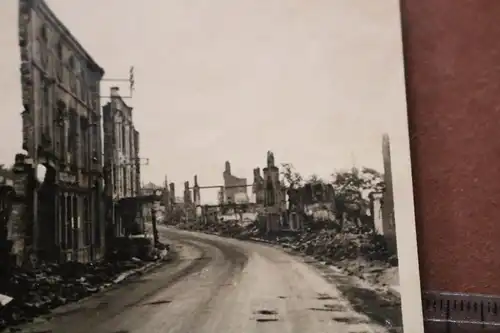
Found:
280,163 -> 303,189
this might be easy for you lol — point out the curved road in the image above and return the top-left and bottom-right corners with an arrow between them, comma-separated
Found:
19,227 -> 396,333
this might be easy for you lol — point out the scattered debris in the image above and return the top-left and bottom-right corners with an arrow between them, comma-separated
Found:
0,241 -> 171,331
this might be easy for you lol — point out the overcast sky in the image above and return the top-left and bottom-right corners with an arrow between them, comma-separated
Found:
0,0 -> 410,203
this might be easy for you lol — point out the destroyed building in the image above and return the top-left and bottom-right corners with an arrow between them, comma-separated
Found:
102,87 -> 141,237
17,0 -> 106,264
252,167 -> 265,204
287,182 -> 336,230
261,152 -> 284,232
223,161 -> 248,204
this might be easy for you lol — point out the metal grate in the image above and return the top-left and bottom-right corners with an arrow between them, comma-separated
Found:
423,291 -> 500,331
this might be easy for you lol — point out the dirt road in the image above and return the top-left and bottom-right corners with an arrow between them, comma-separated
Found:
17,227 -> 397,333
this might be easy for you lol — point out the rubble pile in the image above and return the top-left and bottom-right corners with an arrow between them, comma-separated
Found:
0,241 -> 171,330
283,229 -> 394,263
174,218 -> 398,285
275,228 -> 398,285
177,220 -> 248,239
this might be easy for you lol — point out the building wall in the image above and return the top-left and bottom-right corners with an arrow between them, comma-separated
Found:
261,153 -> 284,232
18,0 -> 105,263
169,183 -> 176,206
252,168 -> 265,204
263,166 -> 282,207
103,92 -> 141,237
102,88 -> 140,200
223,161 -> 248,203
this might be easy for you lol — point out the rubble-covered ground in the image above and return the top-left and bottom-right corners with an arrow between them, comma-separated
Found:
174,219 -> 399,295
0,240 -> 170,331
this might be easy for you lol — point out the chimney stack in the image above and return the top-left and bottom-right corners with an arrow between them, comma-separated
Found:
110,86 -> 120,97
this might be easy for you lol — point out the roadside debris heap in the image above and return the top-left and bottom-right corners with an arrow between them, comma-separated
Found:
0,239 -> 170,330
174,218 -> 397,271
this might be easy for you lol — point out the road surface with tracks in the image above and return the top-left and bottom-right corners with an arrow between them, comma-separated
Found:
17,227 -> 398,333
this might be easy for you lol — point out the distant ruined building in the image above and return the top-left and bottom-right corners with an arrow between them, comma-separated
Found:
251,151 -> 336,232
252,167 -> 265,205
286,182 -> 336,231
223,161 -> 248,204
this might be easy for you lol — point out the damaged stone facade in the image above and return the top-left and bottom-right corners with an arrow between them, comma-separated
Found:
192,175 -> 201,206
249,152 -> 286,233
252,167 -> 265,205
169,183 -> 176,206
286,178 -> 336,231
102,88 -> 141,236
17,0 -> 105,264
223,161 -> 248,204
262,152 -> 283,232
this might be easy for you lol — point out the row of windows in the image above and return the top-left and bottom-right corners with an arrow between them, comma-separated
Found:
38,24 -> 97,109
38,92 -> 99,169
112,166 -> 139,197
39,24 -> 79,71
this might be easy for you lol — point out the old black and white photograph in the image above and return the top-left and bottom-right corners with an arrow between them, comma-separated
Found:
0,0 -> 423,332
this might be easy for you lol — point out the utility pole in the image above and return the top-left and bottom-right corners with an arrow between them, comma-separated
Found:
151,189 -> 162,246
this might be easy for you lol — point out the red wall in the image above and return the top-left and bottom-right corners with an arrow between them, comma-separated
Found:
401,0 -> 500,294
